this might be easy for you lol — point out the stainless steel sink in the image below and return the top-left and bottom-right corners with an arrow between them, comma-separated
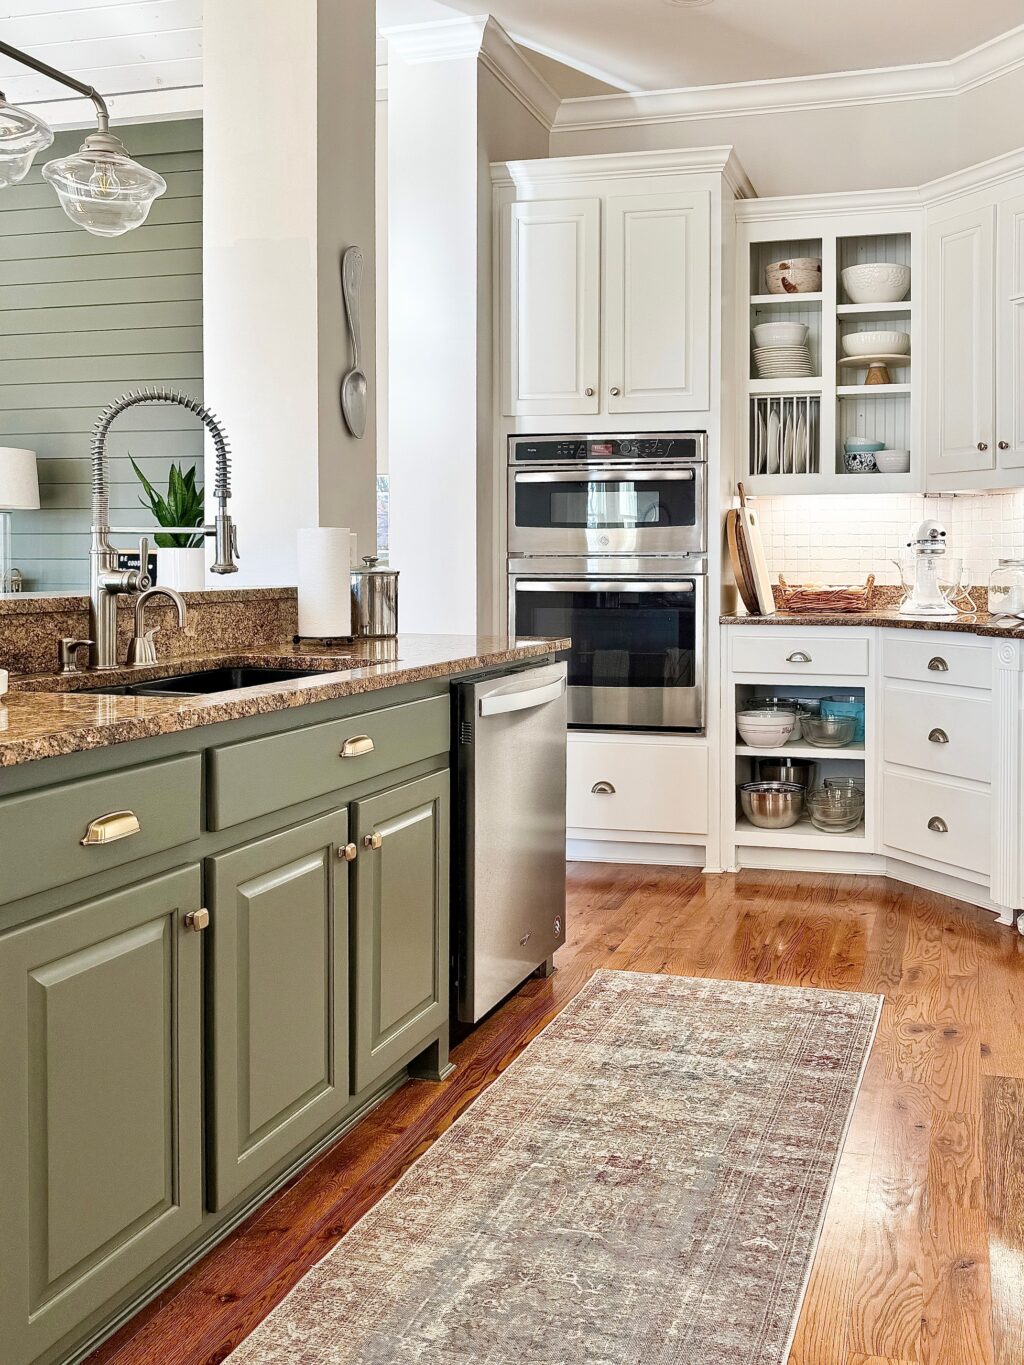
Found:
82,665 -> 329,697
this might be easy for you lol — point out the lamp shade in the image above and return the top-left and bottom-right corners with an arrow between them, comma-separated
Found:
0,447 -> 39,510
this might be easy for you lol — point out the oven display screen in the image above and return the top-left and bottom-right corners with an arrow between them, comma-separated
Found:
512,436 -> 701,462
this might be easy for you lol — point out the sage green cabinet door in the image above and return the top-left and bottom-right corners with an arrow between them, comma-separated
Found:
0,867 -> 203,1365
206,810 -> 350,1209
351,771 -> 449,1092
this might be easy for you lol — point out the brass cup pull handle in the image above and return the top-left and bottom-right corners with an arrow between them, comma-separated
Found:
786,651 -> 811,664
80,810 -> 141,846
928,657 -> 949,672
184,908 -> 210,932
928,816 -> 949,834
364,831 -> 383,850
591,781 -> 616,795
339,842 -> 358,862
928,728 -> 950,744
340,735 -> 375,759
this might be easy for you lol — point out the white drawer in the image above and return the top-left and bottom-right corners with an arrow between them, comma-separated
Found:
567,737 -> 708,836
883,687 -> 992,784
882,771 -> 991,875
731,631 -> 869,678
883,634 -> 992,690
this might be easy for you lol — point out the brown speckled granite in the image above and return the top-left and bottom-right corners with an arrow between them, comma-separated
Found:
721,607 -> 1024,637
0,635 -> 569,768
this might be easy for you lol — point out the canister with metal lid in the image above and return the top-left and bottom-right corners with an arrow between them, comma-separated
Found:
350,556 -> 398,637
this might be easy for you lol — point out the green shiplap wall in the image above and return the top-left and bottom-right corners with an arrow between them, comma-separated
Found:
2,119 -> 202,590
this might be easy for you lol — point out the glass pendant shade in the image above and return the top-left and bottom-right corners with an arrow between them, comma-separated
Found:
42,130 -> 166,237
0,98 -> 53,188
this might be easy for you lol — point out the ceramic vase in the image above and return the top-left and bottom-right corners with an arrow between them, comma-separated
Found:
158,546 -> 205,591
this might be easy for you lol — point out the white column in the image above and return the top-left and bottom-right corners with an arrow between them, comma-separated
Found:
991,639 -> 1024,926
203,0 -> 376,586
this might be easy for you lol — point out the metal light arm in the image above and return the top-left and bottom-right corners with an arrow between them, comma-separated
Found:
0,38 -> 110,132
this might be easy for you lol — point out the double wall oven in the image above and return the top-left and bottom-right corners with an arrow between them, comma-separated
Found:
508,433 -> 707,733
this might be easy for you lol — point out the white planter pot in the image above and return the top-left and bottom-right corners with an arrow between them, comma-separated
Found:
158,546 -> 205,591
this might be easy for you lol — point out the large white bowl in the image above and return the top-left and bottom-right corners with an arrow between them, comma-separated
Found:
875,448 -> 911,473
737,710 -> 797,749
753,321 -> 808,348
841,329 -> 910,357
841,262 -> 911,304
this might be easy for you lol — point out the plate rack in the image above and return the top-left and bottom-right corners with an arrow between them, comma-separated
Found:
748,394 -> 820,477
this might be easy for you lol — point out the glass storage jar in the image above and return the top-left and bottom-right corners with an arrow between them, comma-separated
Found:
989,559 -> 1024,616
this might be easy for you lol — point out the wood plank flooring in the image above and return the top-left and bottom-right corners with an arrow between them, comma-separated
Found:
86,866 -> 1024,1365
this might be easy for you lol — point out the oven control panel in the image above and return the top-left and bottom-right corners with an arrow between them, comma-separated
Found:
511,434 -> 706,463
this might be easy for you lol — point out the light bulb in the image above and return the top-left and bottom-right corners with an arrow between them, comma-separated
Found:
88,161 -> 122,199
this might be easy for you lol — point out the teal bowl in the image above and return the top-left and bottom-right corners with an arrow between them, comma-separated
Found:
821,696 -> 865,742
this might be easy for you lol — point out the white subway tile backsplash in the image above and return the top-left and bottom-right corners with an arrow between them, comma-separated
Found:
752,490 -> 1024,587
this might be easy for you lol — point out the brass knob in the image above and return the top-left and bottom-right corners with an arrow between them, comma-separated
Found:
610,386 -> 621,396
185,908 -> 210,932
339,842 -> 358,862
364,831 -> 383,850
978,442 -> 989,452
585,387 -> 595,397
927,816 -> 949,834
928,728 -> 949,744
999,440 -> 1010,450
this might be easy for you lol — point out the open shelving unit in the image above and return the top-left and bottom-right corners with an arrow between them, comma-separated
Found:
736,210 -> 924,495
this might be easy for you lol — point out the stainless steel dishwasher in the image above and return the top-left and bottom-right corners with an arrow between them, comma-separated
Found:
453,660 -> 568,1023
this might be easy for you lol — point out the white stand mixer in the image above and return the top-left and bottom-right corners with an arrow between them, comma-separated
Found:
894,520 -> 964,617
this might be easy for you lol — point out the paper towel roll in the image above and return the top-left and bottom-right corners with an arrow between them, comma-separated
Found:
297,528 -> 352,637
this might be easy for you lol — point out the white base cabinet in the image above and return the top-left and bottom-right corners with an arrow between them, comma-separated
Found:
567,732 -> 708,843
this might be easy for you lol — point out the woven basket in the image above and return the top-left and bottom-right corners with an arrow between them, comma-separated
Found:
777,574 -> 876,614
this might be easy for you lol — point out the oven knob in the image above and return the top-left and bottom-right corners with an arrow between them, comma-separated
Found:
620,440 -> 638,457
599,535 -> 610,546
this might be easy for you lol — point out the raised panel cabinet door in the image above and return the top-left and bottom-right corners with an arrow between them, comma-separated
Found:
604,191 -> 711,413
351,770 -> 449,1093
0,867 -> 203,1365
926,205 -> 996,476
206,810 -> 349,1210
996,190 -> 1024,469
501,197 -> 601,417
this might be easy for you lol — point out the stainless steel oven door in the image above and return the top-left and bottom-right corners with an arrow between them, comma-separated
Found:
508,464 -> 706,557
510,573 -> 706,732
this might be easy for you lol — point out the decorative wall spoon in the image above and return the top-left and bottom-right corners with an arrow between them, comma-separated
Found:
340,246 -> 367,438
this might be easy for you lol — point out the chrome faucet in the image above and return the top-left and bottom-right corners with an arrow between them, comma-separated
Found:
89,388 -> 239,669
126,586 -> 188,666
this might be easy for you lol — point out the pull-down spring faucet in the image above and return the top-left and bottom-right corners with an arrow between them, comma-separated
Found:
89,388 -> 239,669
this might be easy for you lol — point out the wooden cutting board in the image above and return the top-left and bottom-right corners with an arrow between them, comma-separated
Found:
726,508 -> 759,615
737,483 -> 775,615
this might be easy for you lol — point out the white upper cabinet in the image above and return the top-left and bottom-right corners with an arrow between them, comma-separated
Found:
501,198 -> 601,418
604,192 -> 711,413
996,191 -> 1024,469
926,206 -> 996,477
500,183 -> 712,421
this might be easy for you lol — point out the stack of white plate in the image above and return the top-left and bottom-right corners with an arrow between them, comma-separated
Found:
753,345 -> 814,379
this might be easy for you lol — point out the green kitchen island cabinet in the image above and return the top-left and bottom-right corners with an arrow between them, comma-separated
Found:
0,867 -> 204,1365
0,647 -> 562,1365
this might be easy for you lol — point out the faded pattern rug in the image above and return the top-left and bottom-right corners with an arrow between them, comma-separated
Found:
228,970 -> 882,1365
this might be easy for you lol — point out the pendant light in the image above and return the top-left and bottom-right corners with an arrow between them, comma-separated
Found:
0,39 -> 165,236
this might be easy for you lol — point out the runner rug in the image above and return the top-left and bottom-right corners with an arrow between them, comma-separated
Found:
229,969 -> 882,1365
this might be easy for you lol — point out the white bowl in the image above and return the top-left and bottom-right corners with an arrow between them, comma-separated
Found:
841,262 -> 911,304
753,321 -> 808,348
875,448 -> 911,473
765,259 -> 821,296
737,710 -> 797,749
841,329 -> 910,357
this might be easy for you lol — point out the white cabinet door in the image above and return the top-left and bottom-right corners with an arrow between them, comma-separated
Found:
604,192 -> 711,413
997,192 -> 1024,469
926,206 -> 996,476
501,198 -> 601,418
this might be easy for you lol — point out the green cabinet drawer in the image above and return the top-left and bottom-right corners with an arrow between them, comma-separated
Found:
207,695 -> 450,830
205,810 -> 351,1209
351,770 -> 450,1093
0,754 -> 202,906
0,867 -> 204,1365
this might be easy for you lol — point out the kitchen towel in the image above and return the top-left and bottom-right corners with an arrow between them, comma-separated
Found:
297,527 -> 352,638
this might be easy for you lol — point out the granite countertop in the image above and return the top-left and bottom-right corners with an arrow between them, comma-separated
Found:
0,634 -> 569,768
720,608 -> 1024,638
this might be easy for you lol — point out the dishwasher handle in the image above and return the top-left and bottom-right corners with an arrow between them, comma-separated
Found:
479,673 -> 566,718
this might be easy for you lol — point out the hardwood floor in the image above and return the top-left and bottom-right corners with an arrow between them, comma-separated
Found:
86,865 -> 1024,1365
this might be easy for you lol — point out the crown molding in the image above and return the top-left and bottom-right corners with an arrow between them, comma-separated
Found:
380,15 -> 560,130
552,23 -> 1024,132
921,145 -> 1024,206
492,144 -> 755,196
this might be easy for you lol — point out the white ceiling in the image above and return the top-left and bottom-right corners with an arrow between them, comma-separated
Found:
377,0 -> 1024,94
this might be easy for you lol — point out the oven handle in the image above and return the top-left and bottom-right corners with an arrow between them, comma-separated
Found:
515,580 -> 696,594
514,469 -> 695,484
